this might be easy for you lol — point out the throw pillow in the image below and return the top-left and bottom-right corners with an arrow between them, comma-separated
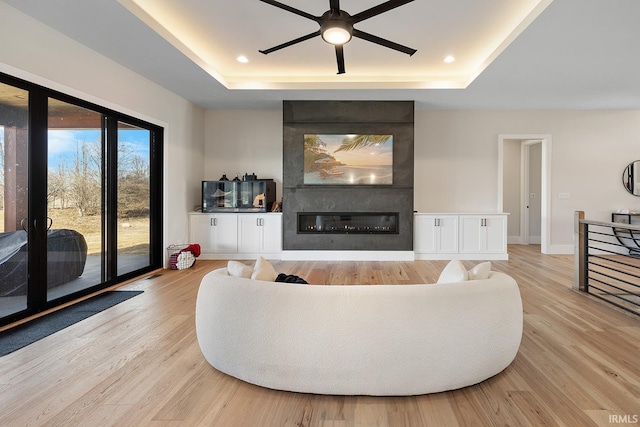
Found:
436,259 -> 468,284
468,261 -> 492,280
251,256 -> 278,281
227,260 -> 253,278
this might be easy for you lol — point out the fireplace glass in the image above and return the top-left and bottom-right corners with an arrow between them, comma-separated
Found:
298,213 -> 398,234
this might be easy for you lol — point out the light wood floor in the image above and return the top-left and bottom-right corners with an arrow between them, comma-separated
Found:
1,246 -> 639,426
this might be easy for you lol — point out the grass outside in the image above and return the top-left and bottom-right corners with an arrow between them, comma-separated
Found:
0,209 -> 149,255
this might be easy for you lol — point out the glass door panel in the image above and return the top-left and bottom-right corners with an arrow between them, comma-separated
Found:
117,122 -> 151,276
46,99 -> 103,301
0,83 -> 29,318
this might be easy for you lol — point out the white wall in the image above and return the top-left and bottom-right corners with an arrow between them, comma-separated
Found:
0,2 -> 205,257
205,109 -> 640,252
204,110 -> 283,199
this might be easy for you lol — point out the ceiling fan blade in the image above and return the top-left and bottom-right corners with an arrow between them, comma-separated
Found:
329,0 -> 340,12
350,0 -> 414,23
352,29 -> 416,56
335,45 -> 346,74
259,31 -> 321,55
259,0 -> 320,22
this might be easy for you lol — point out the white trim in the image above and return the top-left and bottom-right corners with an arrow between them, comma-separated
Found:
198,253 -> 282,261
281,251 -> 415,261
415,253 -> 508,261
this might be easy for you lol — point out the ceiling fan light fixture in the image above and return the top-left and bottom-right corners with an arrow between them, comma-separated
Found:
321,20 -> 352,45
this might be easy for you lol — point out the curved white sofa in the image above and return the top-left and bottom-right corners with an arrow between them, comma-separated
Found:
195,267 -> 523,396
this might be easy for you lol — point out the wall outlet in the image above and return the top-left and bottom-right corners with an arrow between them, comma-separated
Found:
558,192 -> 571,200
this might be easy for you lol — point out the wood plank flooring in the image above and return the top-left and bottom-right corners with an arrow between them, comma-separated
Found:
1,245 -> 639,426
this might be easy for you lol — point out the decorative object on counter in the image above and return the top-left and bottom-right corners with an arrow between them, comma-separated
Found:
219,173 -> 229,181
233,174 -> 242,182
271,200 -> 281,212
202,179 -> 276,212
243,172 -> 257,181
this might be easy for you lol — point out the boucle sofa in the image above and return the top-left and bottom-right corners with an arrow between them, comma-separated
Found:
195,267 -> 523,396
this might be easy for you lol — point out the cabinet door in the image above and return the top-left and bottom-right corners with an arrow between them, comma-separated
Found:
483,215 -> 507,253
237,215 -> 261,253
189,214 -> 216,252
437,216 -> 459,253
459,216 -> 483,253
213,214 -> 238,253
260,214 -> 282,254
414,215 -> 437,253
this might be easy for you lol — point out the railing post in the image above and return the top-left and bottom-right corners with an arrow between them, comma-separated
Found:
574,211 -> 586,291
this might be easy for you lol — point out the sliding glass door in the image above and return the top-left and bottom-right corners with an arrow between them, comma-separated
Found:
117,122 -> 152,276
0,73 -> 163,326
0,82 -> 29,319
46,98 -> 104,301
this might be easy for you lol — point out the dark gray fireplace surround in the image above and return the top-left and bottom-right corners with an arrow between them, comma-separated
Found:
282,100 -> 414,251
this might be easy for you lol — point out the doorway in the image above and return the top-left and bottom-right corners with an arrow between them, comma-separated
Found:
521,140 -> 542,245
498,134 -> 551,254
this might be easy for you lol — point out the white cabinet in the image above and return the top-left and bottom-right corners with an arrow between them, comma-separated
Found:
459,215 -> 508,256
188,212 -> 282,259
238,213 -> 282,255
414,214 -> 458,256
414,213 -> 508,260
189,213 -> 238,253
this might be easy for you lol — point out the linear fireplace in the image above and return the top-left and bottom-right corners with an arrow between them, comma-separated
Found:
282,100 -> 414,254
298,213 -> 398,234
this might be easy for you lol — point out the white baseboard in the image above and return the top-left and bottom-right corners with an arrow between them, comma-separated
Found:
414,253 -> 508,261
508,236 -> 523,245
281,251 -> 415,261
198,252 -> 282,261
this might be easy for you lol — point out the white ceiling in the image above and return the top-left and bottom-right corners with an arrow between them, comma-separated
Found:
3,0 -> 640,110
116,0 -> 551,90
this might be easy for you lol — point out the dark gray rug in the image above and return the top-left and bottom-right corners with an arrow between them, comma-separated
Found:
0,290 -> 143,357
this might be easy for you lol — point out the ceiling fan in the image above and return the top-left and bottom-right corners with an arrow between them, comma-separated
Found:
258,0 -> 417,74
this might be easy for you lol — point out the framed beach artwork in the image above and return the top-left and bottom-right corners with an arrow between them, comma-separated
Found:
303,134 -> 393,185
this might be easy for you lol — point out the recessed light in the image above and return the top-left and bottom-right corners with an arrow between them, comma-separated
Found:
237,55 -> 249,63
444,55 -> 456,63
